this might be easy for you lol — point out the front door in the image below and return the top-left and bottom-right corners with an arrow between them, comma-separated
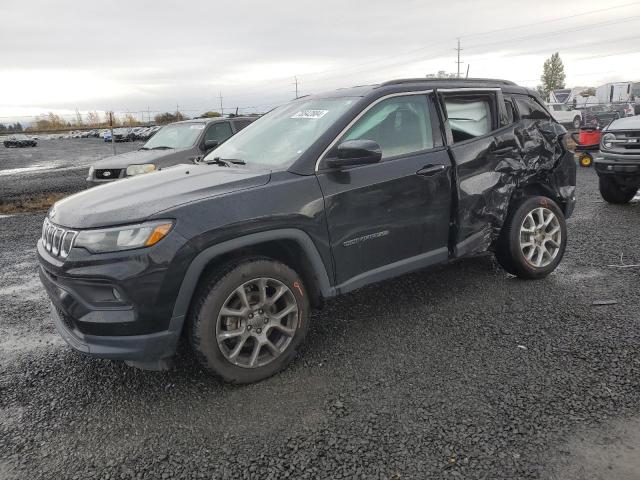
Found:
316,93 -> 452,290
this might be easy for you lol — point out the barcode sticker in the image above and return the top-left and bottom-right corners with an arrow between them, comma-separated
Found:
291,110 -> 328,119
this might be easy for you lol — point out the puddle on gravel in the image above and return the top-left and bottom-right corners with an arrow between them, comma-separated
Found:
553,266 -> 607,282
546,417 -> 640,480
0,406 -> 24,429
0,331 -> 62,358
0,277 -> 46,302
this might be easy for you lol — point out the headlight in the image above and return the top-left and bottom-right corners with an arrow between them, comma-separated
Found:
601,133 -> 616,149
126,164 -> 156,176
74,220 -> 173,253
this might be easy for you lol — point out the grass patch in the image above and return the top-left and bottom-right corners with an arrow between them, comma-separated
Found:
0,192 -> 70,214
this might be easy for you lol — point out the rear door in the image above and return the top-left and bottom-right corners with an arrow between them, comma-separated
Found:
316,92 -> 452,290
438,88 -> 523,256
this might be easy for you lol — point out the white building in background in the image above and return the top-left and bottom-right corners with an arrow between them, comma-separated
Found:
596,82 -> 640,104
549,87 -> 598,107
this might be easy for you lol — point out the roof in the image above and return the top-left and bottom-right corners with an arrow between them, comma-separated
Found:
175,116 -> 255,125
311,78 -> 534,99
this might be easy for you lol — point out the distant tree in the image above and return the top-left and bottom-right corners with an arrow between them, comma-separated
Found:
0,124 -> 6,133
200,111 -> 221,118
122,113 -> 141,126
154,111 -> 187,125
539,52 -> 566,101
86,111 -> 101,127
74,109 -> 83,127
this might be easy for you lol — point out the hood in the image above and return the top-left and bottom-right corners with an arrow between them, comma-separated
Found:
50,164 -> 271,228
91,148 -> 183,169
605,115 -> 640,131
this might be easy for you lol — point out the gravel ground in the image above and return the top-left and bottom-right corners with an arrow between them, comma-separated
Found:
1,167 -> 639,480
0,139 -> 143,200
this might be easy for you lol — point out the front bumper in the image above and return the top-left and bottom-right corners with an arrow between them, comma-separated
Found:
37,230 -> 193,362
595,151 -> 640,180
49,301 -> 180,361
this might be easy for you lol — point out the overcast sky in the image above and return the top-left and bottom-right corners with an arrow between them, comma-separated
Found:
1,0 -> 639,122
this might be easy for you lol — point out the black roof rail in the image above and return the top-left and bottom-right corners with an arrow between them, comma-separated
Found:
377,78 -> 517,87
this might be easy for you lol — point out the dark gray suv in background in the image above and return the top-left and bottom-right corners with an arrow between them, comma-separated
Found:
87,117 -> 255,185
38,78 -> 575,384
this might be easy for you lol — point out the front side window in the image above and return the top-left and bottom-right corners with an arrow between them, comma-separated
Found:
515,97 -> 551,120
143,123 -> 204,149
339,95 -> 433,159
205,122 -> 233,143
204,97 -> 358,167
443,94 -> 494,142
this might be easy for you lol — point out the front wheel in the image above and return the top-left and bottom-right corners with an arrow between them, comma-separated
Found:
572,116 -> 581,129
599,176 -> 638,204
495,196 -> 567,279
188,258 -> 310,384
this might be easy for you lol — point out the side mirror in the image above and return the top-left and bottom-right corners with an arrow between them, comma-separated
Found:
203,139 -> 219,151
323,139 -> 382,169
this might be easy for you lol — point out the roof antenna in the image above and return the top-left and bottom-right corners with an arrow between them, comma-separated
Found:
465,64 -> 470,79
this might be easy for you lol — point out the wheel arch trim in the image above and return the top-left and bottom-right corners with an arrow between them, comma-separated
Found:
170,229 -> 335,324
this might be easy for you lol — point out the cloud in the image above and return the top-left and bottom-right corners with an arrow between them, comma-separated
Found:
1,0 -> 638,119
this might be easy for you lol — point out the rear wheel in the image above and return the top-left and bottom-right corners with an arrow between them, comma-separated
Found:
495,196 -> 567,279
599,176 -> 638,204
188,258 -> 310,384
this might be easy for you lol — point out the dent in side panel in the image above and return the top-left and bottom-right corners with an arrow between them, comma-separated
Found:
451,119 -> 574,256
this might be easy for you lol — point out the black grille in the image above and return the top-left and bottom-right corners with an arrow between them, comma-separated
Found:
42,218 -> 77,259
95,168 -> 122,180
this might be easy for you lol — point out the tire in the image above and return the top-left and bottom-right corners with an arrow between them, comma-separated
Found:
599,176 -> 638,204
495,196 -> 567,279
188,258 -> 310,384
572,116 -> 581,130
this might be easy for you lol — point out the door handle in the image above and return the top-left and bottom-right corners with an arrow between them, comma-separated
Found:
416,164 -> 446,176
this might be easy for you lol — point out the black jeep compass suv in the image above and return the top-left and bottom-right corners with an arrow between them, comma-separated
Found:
38,79 -> 576,384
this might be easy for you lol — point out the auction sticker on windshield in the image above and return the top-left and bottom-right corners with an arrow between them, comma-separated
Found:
291,110 -> 328,119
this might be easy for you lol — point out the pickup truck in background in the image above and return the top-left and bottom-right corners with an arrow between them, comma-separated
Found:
548,103 -> 582,129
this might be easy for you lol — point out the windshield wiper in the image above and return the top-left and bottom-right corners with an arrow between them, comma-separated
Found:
204,157 -> 246,166
149,146 -> 174,150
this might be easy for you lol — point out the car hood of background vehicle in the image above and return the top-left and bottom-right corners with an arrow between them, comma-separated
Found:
605,115 -> 640,131
91,148 -> 184,169
50,164 -> 271,229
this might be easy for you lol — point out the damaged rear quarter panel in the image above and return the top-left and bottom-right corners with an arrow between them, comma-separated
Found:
450,119 -> 575,257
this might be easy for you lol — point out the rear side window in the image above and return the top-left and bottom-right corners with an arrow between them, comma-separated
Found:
233,120 -> 252,132
515,97 -> 551,120
205,122 -> 233,143
443,94 -> 494,142
340,95 -> 433,160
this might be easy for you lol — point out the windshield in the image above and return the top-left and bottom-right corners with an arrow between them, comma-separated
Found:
143,123 -> 204,149
203,97 -> 358,167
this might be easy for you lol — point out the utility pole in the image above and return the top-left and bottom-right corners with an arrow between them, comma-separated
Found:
293,76 -> 299,99
109,112 -> 116,155
219,92 -> 224,116
147,106 -> 150,125
455,38 -> 463,78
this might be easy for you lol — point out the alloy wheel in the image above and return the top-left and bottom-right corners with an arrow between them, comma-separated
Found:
519,207 -> 562,268
215,277 -> 299,368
